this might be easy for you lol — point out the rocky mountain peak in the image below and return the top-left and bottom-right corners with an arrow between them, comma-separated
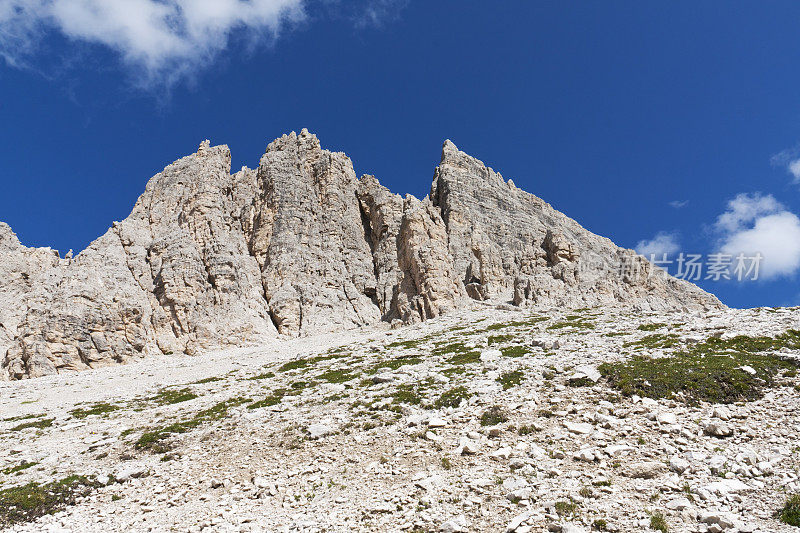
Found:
0,131 -> 722,379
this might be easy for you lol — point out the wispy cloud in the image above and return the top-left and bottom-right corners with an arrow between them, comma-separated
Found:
0,0 -> 405,88
668,200 -> 689,209
635,231 -> 680,258
771,146 -> 800,185
352,0 -> 408,28
714,193 -> 800,280
0,0 -> 305,86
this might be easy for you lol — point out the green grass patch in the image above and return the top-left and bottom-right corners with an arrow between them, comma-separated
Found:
70,402 -> 119,419
554,500 -> 579,517
1,462 -> 38,475
624,333 -> 680,350
497,370 -> 524,390
247,372 -> 275,381
10,418 -> 53,432
599,331 -> 800,404
480,406 -> 508,426
288,380 -> 315,393
385,334 -> 434,350
391,385 -> 425,406
193,376 -> 223,384
483,316 -> 549,331
638,323 -> 667,331
547,314 -> 596,330
2,414 -> 44,423
487,334 -> 514,345
649,511 -> 669,533
501,346 -> 530,358
433,342 -> 480,364
151,388 -> 198,405
434,386 -> 472,408
0,475 -> 97,527
248,389 -> 286,410
317,369 -> 357,384
278,358 -> 310,372
134,396 -> 251,452
447,351 -> 480,365
370,354 -> 422,374
441,366 -> 466,377
778,493 -> 800,527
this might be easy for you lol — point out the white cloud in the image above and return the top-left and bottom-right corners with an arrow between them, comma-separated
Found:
712,192 -> 782,234
635,232 -> 680,258
668,200 -> 689,209
770,146 -> 800,185
714,193 -> 800,280
0,0 -> 305,84
789,159 -> 800,184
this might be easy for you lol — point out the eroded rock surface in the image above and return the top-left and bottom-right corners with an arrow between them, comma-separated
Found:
431,140 -> 719,309
1,130 -> 722,379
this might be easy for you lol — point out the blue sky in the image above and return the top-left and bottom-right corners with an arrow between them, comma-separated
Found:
1,1 -> 799,308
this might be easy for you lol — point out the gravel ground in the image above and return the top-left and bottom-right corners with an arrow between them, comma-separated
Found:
1,305 -> 799,533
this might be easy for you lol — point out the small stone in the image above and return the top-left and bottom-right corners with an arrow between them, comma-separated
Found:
252,476 -> 270,489
307,423 -> 333,439
425,431 -> 443,442
487,426 -> 503,437
669,456 -> 691,474
712,406 -> 732,421
458,437 -> 480,455
574,449 -> 595,462
704,422 -> 734,438
428,416 -> 447,428
491,447 -> 512,460
563,421 -> 593,435
656,412 -> 677,425
665,497 -> 692,511
505,511 -> 531,532
738,365 -> 756,376
624,461 -> 666,479
561,525 -> 588,533
703,479 -> 750,495
568,365 -> 600,384
440,515 -> 468,533
113,463 -> 147,483
480,349 -> 502,362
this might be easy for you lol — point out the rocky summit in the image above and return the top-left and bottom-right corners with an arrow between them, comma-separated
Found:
0,130 -> 720,380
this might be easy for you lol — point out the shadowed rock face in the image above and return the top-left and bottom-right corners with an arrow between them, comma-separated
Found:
1,130 -> 723,379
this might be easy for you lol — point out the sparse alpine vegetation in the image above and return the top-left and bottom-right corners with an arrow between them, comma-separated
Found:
598,330 -> 800,404
778,493 -> 800,527
70,402 -> 119,419
0,476 -> 97,527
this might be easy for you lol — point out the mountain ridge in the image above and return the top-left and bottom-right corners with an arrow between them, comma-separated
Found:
0,129 -> 722,379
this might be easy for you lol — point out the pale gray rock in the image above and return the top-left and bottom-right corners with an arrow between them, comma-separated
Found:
357,176 -> 466,323
306,423 -> 333,439
245,130 -> 381,335
624,461 -> 667,479
430,139 -> 723,311
704,421 -> 734,438
1,131 -> 724,379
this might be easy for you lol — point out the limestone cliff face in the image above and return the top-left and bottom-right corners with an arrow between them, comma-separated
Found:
1,130 -> 723,379
244,132 -> 381,336
430,140 -> 718,310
